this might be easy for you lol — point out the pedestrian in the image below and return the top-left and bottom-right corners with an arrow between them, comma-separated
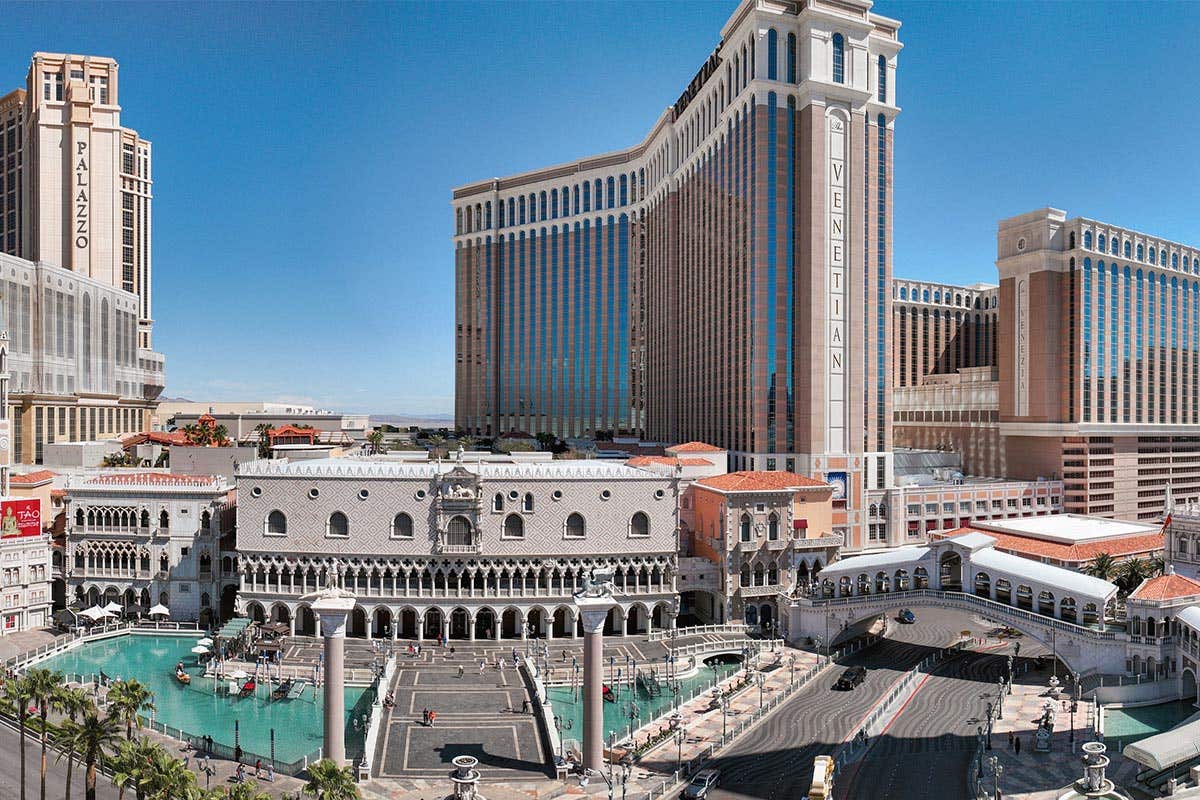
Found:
235,763 -> 246,783
1014,736 -> 1021,755
430,710 -> 436,726
255,759 -> 262,779
423,707 -> 430,726
458,664 -> 465,679
522,698 -> 530,714
1008,731 -> 1014,750
266,763 -> 275,783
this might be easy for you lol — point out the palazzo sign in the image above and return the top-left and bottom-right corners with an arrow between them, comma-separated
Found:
73,136 -> 89,258
826,111 -> 848,453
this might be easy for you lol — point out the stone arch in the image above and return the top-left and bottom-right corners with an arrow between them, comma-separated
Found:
625,603 -> 649,635
973,571 -> 991,597
652,601 -> 672,631
552,605 -> 573,638
348,606 -> 368,637
372,606 -> 392,639
526,606 -> 547,638
1037,590 -> 1055,617
1183,668 -> 1198,701
501,607 -> 522,639
1015,584 -> 1034,611
603,605 -> 622,636
246,601 -> 266,623
271,602 -> 291,625
939,551 -> 963,589
995,578 -> 1012,605
449,607 -> 470,640
475,607 -> 497,640
423,607 -> 443,639
1059,597 -> 1077,624
398,606 -> 418,639
296,604 -> 316,636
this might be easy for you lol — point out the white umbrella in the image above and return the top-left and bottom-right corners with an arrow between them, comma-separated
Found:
197,637 -> 213,646
80,606 -> 111,622
228,669 -> 249,680
191,645 -> 210,655
148,604 -> 170,618
103,601 -> 123,615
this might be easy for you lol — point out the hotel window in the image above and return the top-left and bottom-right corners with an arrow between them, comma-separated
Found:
787,33 -> 797,83
1125,240 -> 1132,258
90,75 -> 108,104
618,175 -> 627,206
877,54 -> 887,101
1098,234 -> 1106,252
767,29 -> 778,80
832,33 -> 845,84
539,191 -> 547,220
1138,244 -> 1144,261
1084,231 -> 1093,249
43,72 -> 62,101
1150,247 -> 1157,265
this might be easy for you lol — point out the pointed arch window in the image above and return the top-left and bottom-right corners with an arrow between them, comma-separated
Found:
787,33 -> 797,83
767,29 -> 778,80
739,514 -> 752,542
503,513 -> 525,539
767,513 -> 780,540
877,54 -> 887,102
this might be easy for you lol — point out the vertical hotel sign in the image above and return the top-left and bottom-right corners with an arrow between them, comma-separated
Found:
72,128 -> 89,268
826,110 -> 848,453
1016,278 -> 1029,416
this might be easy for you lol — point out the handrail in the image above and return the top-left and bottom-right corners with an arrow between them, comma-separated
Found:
801,589 -> 1119,641
647,623 -> 746,642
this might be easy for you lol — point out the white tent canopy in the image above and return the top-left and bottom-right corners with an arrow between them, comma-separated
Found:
102,601 -> 123,614
190,645 -> 209,655
1124,712 -> 1200,771
148,604 -> 170,618
80,606 -> 113,622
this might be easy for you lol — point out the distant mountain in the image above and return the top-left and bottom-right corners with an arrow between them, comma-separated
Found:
158,395 -> 194,402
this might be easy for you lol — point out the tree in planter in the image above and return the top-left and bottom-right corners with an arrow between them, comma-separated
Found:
143,745 -> 197,799
53,686 -> 93,800
107,678 -> 156,740
111,736 -> 164,800
59,710 -> 122,800
303,758 -> 359,799
227,780 -> 273,800
5,675 -> 33,800
25,667 -> 64,800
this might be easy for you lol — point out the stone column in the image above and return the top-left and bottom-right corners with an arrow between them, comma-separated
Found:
312,592 -> 356,766
576,595 -> 614,773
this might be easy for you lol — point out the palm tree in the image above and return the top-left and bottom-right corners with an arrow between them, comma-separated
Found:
211,424 -> 231,447
366,430 -> 385,455
142,746 -> 196,800
24,667 -> 63,800
180,424 -> 201,445
107,679 -> 156,740
112,737 -> 163,800
1085,552 -> 1117,581
53,687 -> 92,800
303,759 -> 359,800
1148,553 -> 1166,577
59,710 -> 122,800
427,434 -> 447,459
253,423 -> 272,458
1117,558 -> 1150,596
227,781 -> 272,800
5,675 -> 33,800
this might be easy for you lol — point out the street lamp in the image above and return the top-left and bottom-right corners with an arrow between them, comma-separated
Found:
755,671 -> 766,709
720,695 -> 731,739
985,702 -> 993,750
993,761 -> 1003,799
674,725 -> 686,772
976,726 -> 984,782
553,715 -> 573,760
788,654 -> 797,686
996,676 -> 1005,720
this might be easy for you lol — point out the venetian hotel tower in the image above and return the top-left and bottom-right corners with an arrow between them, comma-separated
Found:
453,0 -> 901,546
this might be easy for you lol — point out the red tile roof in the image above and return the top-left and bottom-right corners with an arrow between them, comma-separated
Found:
1129,573 -> 1200,602
669,442 -> 725,453
695,471 -> 829,492
941,526 -> 1165,565
10,470 -> 56,486
123,431 -> 189,448
626,456 -> 713,467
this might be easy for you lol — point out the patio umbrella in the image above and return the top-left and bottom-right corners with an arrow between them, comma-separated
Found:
191,645 -> 210,655
103,601 -> 123,615
197,637 -> 213,646
148,604 -> 170,618
80,606 -> 111,622
228,669 -> 249,680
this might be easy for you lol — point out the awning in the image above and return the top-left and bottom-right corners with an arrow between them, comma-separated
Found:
1124,712 -> 1200,771
103,601 -> 123,614
148,604 -> 170,618
80,606 -> 113,622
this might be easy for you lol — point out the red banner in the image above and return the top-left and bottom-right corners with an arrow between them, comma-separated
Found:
0,499 -> 41,538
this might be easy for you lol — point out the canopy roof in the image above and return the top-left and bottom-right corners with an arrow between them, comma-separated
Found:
1123,710 -> 1200,771
970,548 -> 1117,602
817,546 -> 932,581
147,604 -> 170,617
217,617 -> 253,638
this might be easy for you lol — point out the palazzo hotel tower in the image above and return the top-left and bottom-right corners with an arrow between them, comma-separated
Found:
454,0 -> 902,544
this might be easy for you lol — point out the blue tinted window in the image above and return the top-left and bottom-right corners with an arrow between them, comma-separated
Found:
1125,241 -> 1132,258
582,183 -> 589,213
1084,231 -> 1093,249
767,29 -> 778,80
787,33 -> 796,83
1112,237 -> 1119,255
606,177 -> 615,209
900,287 -> 908,300
1138,244 -> 1144,261
1150,247 -> 1157,265
550,189 -> 558,220
878,55 -> 887,102
1098,234 -> 1106,252
832,34 -> 845,83
619,174 -> 627,206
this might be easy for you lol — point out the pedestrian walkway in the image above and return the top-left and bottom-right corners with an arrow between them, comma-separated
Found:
984,667 -> 1142,799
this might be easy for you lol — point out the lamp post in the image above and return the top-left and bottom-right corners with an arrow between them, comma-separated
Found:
553,715 -> 572,760
788,654 -> 797,686
674,725 -> 686,772
976,726 -> 984,783
993,761 -> 1003,799
720,695 -> 731,739
985,703 -> 993,750
755,670 -> 766,709
996,676 -> 1005,720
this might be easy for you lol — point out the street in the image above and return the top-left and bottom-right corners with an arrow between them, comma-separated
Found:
0,723 -> 120,800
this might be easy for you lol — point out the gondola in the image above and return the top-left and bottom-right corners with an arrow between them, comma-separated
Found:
238,679 -> 256,698
174,668 -> 191,685
602,684 -> 615,703
271,678 -> 294,701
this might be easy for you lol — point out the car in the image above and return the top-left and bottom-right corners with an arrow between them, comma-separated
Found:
834,666 -> 867,690
897,609 -> 916,624
681,769 -> 721,800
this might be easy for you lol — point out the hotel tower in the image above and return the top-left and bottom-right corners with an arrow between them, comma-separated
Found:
453,0 -> 902,544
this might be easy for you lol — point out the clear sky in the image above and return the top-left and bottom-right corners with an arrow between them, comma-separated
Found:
2,1 -> 1198,416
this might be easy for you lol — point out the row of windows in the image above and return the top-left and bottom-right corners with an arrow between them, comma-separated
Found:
1076,229 -> 1199,274
455,174 -> 646,236
897,285 -> 997,308
263,509 -> 652,540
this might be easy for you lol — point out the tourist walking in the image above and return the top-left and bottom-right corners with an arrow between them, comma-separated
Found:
429,709 -> 436,726
255,759 -> 262,779
458,664 -> 465,679
1014,736 -> 1021,755
521,698 -> 530,714
423,707 -> 430,726
1008,731 -> 1014,749
479,659 -> 486,675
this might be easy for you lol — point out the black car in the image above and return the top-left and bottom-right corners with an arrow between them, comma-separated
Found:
834,666 -> 867,690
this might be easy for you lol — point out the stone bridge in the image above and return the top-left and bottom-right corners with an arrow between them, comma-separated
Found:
786,588 -> 1129,675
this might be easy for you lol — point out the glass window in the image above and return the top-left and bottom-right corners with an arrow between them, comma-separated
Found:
1125,240 -> 1132,258
767,29 -> 778,80
392,513 -> 413,538
327,512 -> 349,537
1138,244 -> 1144,261
832,33 -> 845,84
877,54 -> 887,102
787,33 -> 797,83
1084,231 -> 1093,249
631,512 -> 650,537
565,512 -> 585,538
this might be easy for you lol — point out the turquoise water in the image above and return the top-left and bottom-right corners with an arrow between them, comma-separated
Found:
548,656 -> 743,742
1105,701 -> 1197,743
38,634 -> 370,763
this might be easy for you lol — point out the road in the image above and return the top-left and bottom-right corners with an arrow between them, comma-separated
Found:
703,606 -> 981,800
0,722 -> 120,800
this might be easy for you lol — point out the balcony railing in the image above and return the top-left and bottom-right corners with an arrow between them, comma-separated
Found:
436,543 -> 481,554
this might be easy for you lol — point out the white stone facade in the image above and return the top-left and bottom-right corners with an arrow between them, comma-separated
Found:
64,472 -> 236,623
234,455 -> 679,640
0,534 -> 52,634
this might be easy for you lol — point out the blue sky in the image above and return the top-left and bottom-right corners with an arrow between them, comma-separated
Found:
2,1 -> 1198,415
